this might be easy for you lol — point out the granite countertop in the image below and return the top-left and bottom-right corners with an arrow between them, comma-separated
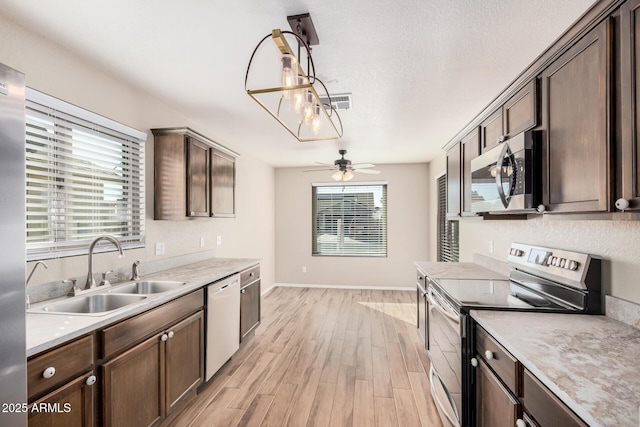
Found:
471,310 -> 640,427
415,261 -> 508,280
26,257 -> 259,357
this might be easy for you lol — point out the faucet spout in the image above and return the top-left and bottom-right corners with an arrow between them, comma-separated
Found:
86,235 -> 124,289
27,261 -> 49,285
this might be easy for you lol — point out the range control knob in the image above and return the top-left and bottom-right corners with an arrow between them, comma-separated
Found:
568,260 -> 579,271
559,258 -> 566,268
549,256 -> 557,266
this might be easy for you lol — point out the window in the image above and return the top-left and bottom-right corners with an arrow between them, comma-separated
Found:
437,174 -> 459,262
25,89 -> 146,260
312,183 -> 387,257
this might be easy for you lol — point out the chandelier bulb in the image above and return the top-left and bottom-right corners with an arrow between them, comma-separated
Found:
281,54 -> 297,99
312,104 -> 321,135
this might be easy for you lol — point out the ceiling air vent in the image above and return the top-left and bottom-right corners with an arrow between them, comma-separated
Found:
318,93 -> 352,111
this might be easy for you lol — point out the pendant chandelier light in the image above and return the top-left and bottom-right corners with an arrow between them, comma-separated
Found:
245,14 -> 343,142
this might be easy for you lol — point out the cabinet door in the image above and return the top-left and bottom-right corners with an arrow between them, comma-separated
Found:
165,311 -> 204,414
240,280 -> 261,340
461,127 -> 480,215
211,149 -> 236,217
480,109 -> 504,153
28,372 -> 95,427
620,0 -> 640,210
446,143 -> 461,217
476,358 -> 521,427
522,369 -> 587,427
504,80 -> 538,138
102,335 -> 164,427
541,19 -> 611,213
186,137 -> 210,217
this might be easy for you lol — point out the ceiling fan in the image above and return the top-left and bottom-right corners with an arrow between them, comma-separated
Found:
304,149 -> 381,181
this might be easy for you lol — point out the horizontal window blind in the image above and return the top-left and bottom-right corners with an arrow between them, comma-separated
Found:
437,174 -> 459,262
312,183 -> 387,257
25,89 -> 146,260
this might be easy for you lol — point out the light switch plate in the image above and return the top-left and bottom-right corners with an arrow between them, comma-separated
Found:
155,242 -> 165,256
216,236 -> 222,246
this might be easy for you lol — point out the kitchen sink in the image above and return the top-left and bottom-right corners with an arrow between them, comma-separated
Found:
38,294 -> 148,315
109,280 -> 187,294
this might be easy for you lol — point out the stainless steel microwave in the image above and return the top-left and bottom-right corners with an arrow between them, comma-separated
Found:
470,130 -> 541,214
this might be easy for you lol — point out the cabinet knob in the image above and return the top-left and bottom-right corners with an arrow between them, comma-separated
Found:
536,204 -> 547,213
85,375 -> 97,386
42,367 -> 56,379
496,135 -> 506,144
241,289 -> 246,294
470,357 -> 478,367
168,331 -> 174,339
485,350 -> 494,360
161,333 -> 168,342
615,198 -> 630,211
249,272 -> 254,277
516,419 -> 526,427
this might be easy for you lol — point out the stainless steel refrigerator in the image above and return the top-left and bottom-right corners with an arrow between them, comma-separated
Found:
0,62 -> 27,426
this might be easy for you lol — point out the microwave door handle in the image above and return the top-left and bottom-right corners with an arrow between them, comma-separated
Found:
495,142 -> 511,208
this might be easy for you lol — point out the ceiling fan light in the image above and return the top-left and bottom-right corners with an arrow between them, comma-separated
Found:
332,170 -> 344,181
342,170 -> 354,181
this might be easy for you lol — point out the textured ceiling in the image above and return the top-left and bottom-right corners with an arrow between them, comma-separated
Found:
0,0 -> 595,167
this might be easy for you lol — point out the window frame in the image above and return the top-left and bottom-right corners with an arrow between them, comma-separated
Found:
25,88 -> 147,261
311,181 -> 388,258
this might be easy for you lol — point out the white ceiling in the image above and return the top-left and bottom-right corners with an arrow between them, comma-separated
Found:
0,0 -> 595,168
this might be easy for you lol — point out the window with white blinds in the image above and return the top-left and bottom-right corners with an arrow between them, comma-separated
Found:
25,89 -> 146,261
312,183 -> 387,257
437,174 -> 459,262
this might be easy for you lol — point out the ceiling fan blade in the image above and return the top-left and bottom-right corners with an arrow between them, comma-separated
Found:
350,163 -> 375,169
315,162 -> 335,167
353,168 -> 381,174
303,168 -> 337,172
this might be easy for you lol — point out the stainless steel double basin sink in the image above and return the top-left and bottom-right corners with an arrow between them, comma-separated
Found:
31,280 -> 187,316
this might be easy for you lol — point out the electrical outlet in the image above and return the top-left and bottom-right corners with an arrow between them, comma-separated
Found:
155,242 -> 165,256
489,240 -> 494,253
199,237 -> 205,248
302,266 -> 307,273
216,235 -> 222,246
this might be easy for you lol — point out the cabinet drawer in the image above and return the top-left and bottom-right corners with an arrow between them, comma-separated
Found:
476,326 -> 521,396
100,289 -> 203,360
240,265 -> 260,287
28,334 -> 94,402
522,369 -> 587,427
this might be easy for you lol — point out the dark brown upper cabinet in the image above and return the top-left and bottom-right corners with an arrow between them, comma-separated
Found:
461,127 -> 480,215
153,127 -> 238,220
541,19 -> 612,214
620,0 -> 640,211
446,143 -> 462,218
481,80 -> 538,154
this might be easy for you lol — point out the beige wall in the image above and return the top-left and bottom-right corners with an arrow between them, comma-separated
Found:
275,163 -> 430,289
1,14 -> 276,291
427,151 -> 640,304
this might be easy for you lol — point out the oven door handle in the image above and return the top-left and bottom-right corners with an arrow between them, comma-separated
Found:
427,289 -> 460,324
495,141 -> 512,208
430,364 -> 460,427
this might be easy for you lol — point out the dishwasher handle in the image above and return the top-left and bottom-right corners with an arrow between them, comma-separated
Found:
210,279 -> 238,295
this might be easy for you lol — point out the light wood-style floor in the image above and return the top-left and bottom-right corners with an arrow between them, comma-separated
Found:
171,287 -> 443,427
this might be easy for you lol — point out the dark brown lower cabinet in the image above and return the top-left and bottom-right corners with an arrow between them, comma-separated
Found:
476,357 -> 521,427
102,310 -> 204,427
240,279 -> 261,340
28,372 -> 95,427
522,369 -> 587,427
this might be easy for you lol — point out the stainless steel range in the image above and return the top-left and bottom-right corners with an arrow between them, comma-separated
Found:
425,243 -> 602,427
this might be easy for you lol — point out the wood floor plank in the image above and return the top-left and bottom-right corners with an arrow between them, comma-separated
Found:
194,387 -> 240,426
320,339 -> 344,384
257,344 -> 299,395
260,383 -> 298,427
386,342 -> 412,389
408,371 -> 443,427
307,381 -> 337,427
329,364 -> 356,427
353,379 -> 375,427
341,329 -> 358,366
356,337 -> 373,381
394,387 -> 422,427
236,393 -> 274,427
371,346 -> 393,398
286,367 -> 322,427
374,396 -> 399,427
397,323 -> 424,373
229,351 -> 278,410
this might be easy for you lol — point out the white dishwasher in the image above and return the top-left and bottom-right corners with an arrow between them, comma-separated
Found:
205,274 -> 240,381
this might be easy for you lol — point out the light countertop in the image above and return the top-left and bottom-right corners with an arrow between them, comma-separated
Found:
415,261 -> 508,280
27,257 -> 259,357
471,310 -> 640,427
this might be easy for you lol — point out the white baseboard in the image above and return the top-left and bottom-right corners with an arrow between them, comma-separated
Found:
270,283 -> 414,292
